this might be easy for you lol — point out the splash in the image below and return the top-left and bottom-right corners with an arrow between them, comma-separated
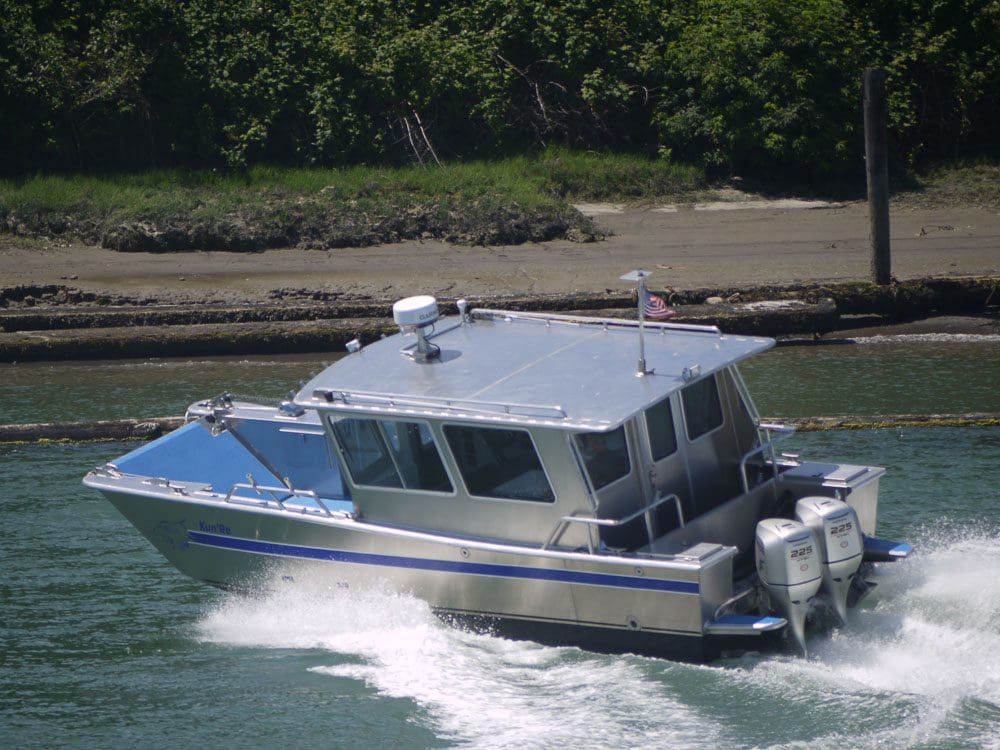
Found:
193,530 -> 1000,749
195,571 -> 720,748
727,527 -> 1000,748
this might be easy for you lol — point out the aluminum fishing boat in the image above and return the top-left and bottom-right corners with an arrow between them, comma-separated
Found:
84,272 -> 911,661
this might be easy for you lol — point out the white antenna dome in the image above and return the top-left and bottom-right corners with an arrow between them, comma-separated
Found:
392,296 -> 441,362
393,295 -> 439,328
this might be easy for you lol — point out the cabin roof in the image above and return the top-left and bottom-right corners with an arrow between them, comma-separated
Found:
295,309 -> 773,430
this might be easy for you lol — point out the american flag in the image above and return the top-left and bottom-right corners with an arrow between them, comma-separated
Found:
643,289 -> 676,320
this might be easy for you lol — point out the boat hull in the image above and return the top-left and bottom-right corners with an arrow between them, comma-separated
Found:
96,486 -> 746,662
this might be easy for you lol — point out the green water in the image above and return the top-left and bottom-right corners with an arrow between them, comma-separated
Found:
2,338 -> 999,748
1,339 -> 997,426
742,338 -> 1000,418
0,355 -> 328,425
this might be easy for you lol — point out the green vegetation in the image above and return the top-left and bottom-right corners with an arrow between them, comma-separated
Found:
895,162 -> 1000,209
2,0 -> 996,180
0,151 -> 705,249
0,150 -> 702,215
2,154 -> 995,251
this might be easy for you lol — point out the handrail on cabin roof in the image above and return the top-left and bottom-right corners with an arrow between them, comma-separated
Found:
312,388 -> 569,420
470,308 -> 722,335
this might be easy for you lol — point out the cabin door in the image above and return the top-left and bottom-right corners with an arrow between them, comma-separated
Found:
639,395 -> 691,534
574,423 -> 650,550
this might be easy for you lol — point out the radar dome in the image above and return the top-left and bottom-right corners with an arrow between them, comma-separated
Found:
393,296 -> 439,328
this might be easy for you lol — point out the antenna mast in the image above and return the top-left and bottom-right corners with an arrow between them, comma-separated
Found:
620,269 -> 652,376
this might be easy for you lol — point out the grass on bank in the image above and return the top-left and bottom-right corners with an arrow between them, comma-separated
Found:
892,161 -> 1000,209
0,151 -> 705,228
0,152 -> 995,248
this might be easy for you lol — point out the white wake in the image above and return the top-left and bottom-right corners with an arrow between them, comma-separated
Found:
726,527 -> 1000,749
195,575 -> 720,749
194,528 -> 1000,749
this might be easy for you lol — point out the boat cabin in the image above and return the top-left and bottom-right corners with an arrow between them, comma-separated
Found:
295,305 -> 775,556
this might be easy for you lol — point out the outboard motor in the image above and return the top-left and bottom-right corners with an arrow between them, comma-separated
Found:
795,496 -> 864,625
755,519 -> 822,654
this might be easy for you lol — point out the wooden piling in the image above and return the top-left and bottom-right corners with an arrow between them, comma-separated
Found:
864,67 -> 891,285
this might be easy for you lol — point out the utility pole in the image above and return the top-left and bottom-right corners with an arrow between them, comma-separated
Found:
864,67 -> 891,285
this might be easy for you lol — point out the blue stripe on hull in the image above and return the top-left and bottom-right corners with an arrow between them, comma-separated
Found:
187,531 -> 700,594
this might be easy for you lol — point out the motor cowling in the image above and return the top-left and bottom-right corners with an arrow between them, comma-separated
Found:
756,518 -> 822,654
795,496 -> 864,625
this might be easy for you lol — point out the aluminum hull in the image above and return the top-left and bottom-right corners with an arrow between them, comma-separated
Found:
92,482 -> 747,661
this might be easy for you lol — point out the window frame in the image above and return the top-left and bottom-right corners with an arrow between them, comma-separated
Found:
328,416 -> 456,495
643,396 -> 679,462
680,373 -> 726,443
442,422 -> 557,504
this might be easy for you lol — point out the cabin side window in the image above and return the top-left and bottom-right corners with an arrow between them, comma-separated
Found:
681,374 -> 724,440
574,426 -> 631,490
443,425 -> 555,502
330,417 -> 453,493
644,398 -> 677,460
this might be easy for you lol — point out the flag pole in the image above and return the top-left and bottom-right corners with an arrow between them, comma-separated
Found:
620,269 -> 650,377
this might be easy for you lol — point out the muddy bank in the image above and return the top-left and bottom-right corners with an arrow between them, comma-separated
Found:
0,288 -> 839,332
2,200 -> 600,252
2,194 -> 997,361
0,304 -> 840,362
4,203 -> 999,305
0,318 -> 396,362
3,276 -> 995,318
1,276 -> 997,361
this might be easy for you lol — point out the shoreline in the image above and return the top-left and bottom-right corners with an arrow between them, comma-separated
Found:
4,202 -> 1000,302
1,301 -> 996,363
2,200 -> 997,361
2,275 -> 998,362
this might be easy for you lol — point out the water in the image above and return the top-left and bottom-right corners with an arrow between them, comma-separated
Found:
1,337 -> 997,426
2,337 -> 999,748
0,355 -> 327,425
741,337 -> 1000,418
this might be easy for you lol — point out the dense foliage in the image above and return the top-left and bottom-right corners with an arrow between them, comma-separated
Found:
1,0 -> 996,178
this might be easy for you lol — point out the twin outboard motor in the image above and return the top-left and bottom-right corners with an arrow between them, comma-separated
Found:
755,519 -> 822,654
756,497 -> 865,653
794,496 -> 864,624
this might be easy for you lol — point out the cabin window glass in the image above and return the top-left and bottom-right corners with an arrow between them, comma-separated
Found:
644,398 -> 677,461
331,418 -> 453,493
380,421 -> 454,492
681,374 -> 724,440
574,426 -> 631,490
331,418 -> 402,488
443,425 -> 554,502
